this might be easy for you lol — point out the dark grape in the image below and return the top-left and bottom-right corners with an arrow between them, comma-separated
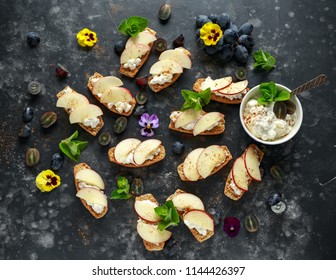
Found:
114,117 -> 128,134
204,46 -> 218,55
216,44 -> 233,62
273,101 -> 287,119
25,148 -> 40,167
135,91 -> 148,105
154,38 -> 167,53
284,100 -> 296,114
239,22 -> 253,35
196,15 -> 210,28
39,111 -> 57,128
235,67 -> 247,80
26,32 -> 40,48
234,45 -> 249,64
135,76 -> 148,88
55,63 -> 69,78
173,34 -> 185,47
215,36 -> 224,51
99,131 -> 111,146
195,28 -> 200,38
158,3 -> 171,22
229,22 -> 239,33
171,141 -> 185,154
238,35 -> 255,49
196,38 -> 206,49
50,153 -> 64,171
217,13 -> 231,29
208,14 -> 218,23
223,29 -> 238,44
22,107 -> 34,123
28,81 -> 42,95
131,178 -> 144,195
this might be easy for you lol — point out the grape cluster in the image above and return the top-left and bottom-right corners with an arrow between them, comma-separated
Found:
196,13 -> 254,64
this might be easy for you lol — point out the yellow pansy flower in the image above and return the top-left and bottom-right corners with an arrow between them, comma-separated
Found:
76,28 -> 98,47
200,22 -> 223,46
36,170 -> 61,192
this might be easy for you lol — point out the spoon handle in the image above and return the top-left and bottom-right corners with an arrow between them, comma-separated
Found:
291,74 -> 327,96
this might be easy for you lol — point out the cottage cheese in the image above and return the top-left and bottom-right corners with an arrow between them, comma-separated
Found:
146,148 -> 161,161
123,58 -> 141,70
123,150 -> 135,164
83,117 -> 100,128
86,201 -> 105,214
243,99 -> 296,141
149,73 -> 173,85
229,175 -> 243,196
169,111 -> 201,130
184,219 -> 207,236
107,101 -> 132,113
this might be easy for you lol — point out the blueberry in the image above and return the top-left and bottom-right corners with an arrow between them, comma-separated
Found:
208,14 -> 218,23
238,35 -> 255,49
18,124 -> 31,138
207,207 -> 221,226
239,22 -> 253,35
172,141 -> 185,155
217,13 -> 231,30
267,192 -> 282,206
204,46 -> 218,55
51,153 -> 64,171
22,107 -> 34,123
216,44 -> 233,62
114,40 -> 126,55
196,38 -> 206,49
229,23 -> 239,33
26,32 -> 40,48
215,36 -> 225,51
234,45 -> 249,64
133,105 -> 147,119
196,15 -> 211,27
223,29 -> 238,44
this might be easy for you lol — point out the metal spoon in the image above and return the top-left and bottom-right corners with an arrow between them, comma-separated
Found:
291,74 -> 327,96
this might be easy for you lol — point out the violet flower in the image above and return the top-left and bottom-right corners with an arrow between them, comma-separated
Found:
138,113 -> 159,137
223,217 -> 240,238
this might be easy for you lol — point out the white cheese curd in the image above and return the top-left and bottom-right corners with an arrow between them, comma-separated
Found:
97,93 -> 102,98
149,73 -> 173,85
115,101 -> 132,113
78,181 -> 99,190
64,87 -> 72,94
229,176 -> 243,195
200,76 -> 214,90
123,150 -> 135,164
184,219 -> 207,236
169,111 -> 202,131
243,99 -> 296,141
169,111 -> 182,122
123,58 -> 141,70
83,117 -> 100,128
86,201 -> 105,214
90,77 -> 100,85
146,148 -> 160,161
141,200 -> 158,208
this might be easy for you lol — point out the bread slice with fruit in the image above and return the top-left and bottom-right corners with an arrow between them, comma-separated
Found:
168,109 -> 225,136
224,144 -> 264,201
108,138 -> 166,168
177,145 -> 232,181
87,72 -> 136,117
193,77 -> 249,104
56,86 -> 104,136
119,28 -> 157,78
74,163 -> 108,219
148,47 -> 192,93
135,194 -> 171,251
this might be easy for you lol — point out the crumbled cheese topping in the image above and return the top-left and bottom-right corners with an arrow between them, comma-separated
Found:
123,58 -> 141,70
200,76 -> 214,91
83,117 -> 100,128
107,101 -> 132,113
184,219 -> 207,236
169,111 -> 182,122
149,73 -> 173,85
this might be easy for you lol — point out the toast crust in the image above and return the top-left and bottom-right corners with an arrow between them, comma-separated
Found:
108,145 -> 166,168
87,72 -> 136,117
224,144 -> 264,201
177,146 -> 232,181
193,78 -> 248,104
57,86 -> 104,136
119,28 -> 157,78
74,163 -> 108,219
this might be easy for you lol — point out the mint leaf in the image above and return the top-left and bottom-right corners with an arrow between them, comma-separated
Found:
180,88 -> 211,111
59,130 -> 88,162
252,49 -> 276,71
274,90 -> 290,101
110,189 -> 131,200
118,16 -> 148,37
118,19 -> 128,36
154,200 -> 179,231
110,176 -> 131,200
257,81 -> 291,105
198,88 -> 212,104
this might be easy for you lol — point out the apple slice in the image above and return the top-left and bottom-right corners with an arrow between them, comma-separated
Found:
149,59 -> 183,75
159,49 -> 192,69
217,80 -> 248,95
76,187 -> 107,207
56,93 -> 89,109
193,112 -> 223,136
133,139 -> 162,165
134,200 -> 161,223
174,109 -> 203,129
69,104 -> 103,124
137,221 -> 172,243
120,42 -> 150,64
243,146 -> 262,181
75,169 -> 105,190
196,145 -> 227,179
100,87 -> 133,104
125,30 -> 156,47
114,138 -> 141,164
232,156 -> 251,191
183,210 -> 214,232
182,148 -> 204,181
92,76 -> 123,96
201,77 -> 232,91
171,193 -> 205,211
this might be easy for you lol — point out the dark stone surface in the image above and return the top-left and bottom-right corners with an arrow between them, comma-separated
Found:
0,0 -> 335,260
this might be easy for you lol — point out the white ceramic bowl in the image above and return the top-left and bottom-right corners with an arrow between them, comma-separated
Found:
239,83 -> 303,145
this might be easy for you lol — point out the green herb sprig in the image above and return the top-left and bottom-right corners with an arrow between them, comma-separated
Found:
257,81 -> 290,105
110,176 -> 131,200
118,16 -> 148,37
252,49 -> 276,71
180,88 -> 211,111
154,200 -> 180,231
59,130 -> 88,162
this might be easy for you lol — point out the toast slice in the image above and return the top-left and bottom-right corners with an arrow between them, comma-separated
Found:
108,145 -> 166,168
193,78 -> 248,104
57,86 -> 104,136
135,194 -> 167,251
119,28 -> 157,78
87,72 -> 136,116
177,146 -> 232,181
168,111 -> 225,136
74,163 -> 108,219
224,144 -> 264,201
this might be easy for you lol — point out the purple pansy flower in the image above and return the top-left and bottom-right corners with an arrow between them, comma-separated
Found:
223,217 -> 240,237
138,113 -> 159,137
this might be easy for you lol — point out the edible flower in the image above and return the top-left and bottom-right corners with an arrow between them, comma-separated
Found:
138,113 -> 159,137
223,217 -> 240,238
36,169 -> 61,192
76,28 -> 98,47
200,22 -> 223,46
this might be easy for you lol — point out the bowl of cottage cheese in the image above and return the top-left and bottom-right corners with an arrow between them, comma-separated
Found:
239,83 -> 303,145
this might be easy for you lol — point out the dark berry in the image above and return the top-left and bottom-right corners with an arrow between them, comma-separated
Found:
217,13 -> 231,29
196,15 -> 211,28
229,23 -> 239,33
26,32 -> 40,48
234,45 -> 249,64
135,76 -> 148,88
133,105 -> 148,119
235,67 -> 247,80
50,153 -> 64,171
55,63 -> 69,78
223,29 -> 238,44
215,36 -> 225,51
207,207 -> 221,226
22,107 -> 34,123
114,40 -> 126,55
172,141 -> 185,154
267,192 -> 282,206
18,124 -> 31,138
154,38 -> 167,53
216,44 -> 233,62
173,34 -> 185,48
98,131 -> 111,146
239,22 -> 253,35
238,35 -> 255,49
114,116 -> 128,134
208,14 -> 218,23
28,81 -> 42,95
